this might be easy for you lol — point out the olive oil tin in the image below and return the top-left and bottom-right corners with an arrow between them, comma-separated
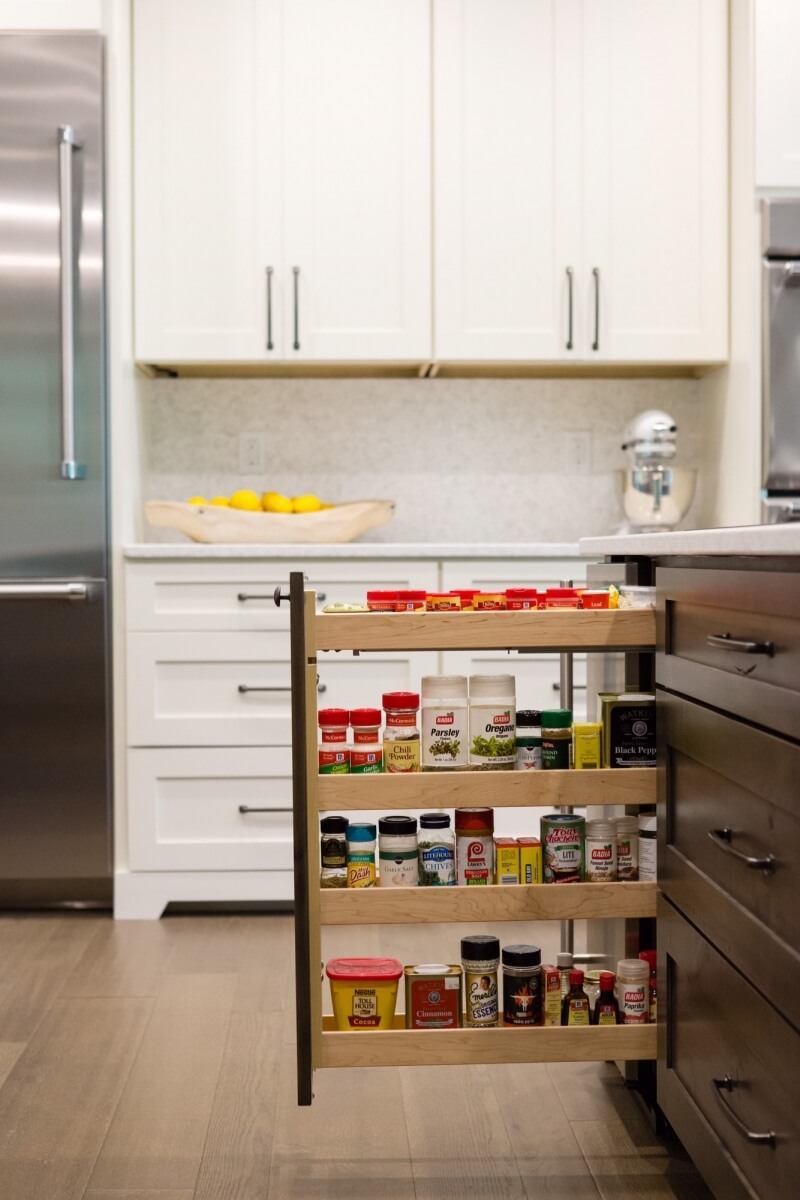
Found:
598,693 -> 656,768
404,964 -> 463,1029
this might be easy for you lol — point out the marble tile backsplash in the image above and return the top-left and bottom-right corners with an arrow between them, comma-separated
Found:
140,376 -> 709,543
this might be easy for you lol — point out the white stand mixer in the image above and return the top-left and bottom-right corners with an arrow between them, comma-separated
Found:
618,409 -> 696,532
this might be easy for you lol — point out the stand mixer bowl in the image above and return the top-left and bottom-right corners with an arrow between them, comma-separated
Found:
619,465 -> 696,531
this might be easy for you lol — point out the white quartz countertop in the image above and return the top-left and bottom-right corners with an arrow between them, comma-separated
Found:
123,542 -> 581,561
579,524 -> 800,557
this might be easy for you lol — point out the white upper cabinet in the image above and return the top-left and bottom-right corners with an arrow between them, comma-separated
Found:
433,0 -> 728,364
755,0 -> 800,188
134,0 -> 431,364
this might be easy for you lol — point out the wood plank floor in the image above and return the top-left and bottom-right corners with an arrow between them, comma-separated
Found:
0,913 -> 711,1200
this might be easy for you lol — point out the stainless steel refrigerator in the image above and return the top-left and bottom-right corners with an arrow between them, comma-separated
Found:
762,198 -> 800,523
0,32 -> 112,905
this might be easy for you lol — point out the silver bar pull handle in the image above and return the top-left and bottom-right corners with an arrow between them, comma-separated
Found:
591,266 -> 600,351
0,582 -> 88,601
712,1076 -> 776,1146
57,125 -> 86,481
239,805 -> 293,814
292,266 -> 300,350
707,633 -> 774,656
565,267 -> 574,350
708,828 -> 776,874
266,266 -> 274,350
238,685 -> 291,694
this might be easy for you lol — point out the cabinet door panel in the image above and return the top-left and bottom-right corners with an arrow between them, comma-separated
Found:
283,0 -> 431,361
755,0 -> 800,188
582,0 -> 727,362
134,0 -> 280,361
434,0 -> 581,361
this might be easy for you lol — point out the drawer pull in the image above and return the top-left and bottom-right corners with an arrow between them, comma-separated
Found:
712,1076 -> 776,1147
706,633 -> 774,657
708,828 -> 776,874
273,587 -> 290,608
237,593 -> 274,603
238,805 -> 293,814
238,685 -> 291,694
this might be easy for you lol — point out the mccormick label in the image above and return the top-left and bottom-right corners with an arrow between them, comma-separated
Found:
456,834 -> 493,885
350,746 -> 382,774
543,966 -> 561,1026
319,747 -> 350,775
383,739 -> 420,773
541,817 -> 585,883
421,704 -> 468,769
404,965 -> 462,1028
469,706 -> 516,769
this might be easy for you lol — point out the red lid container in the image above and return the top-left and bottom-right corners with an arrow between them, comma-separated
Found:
325,957 -> 403,981
506,587 -> 539,598
599,972 -> 616,991
395,590 -> 426,600
454,807 -> 494,832
382,691 -> 419,710
367,590 -> 397,599
568,969 -> 585,986
318,708 -> 350,727
639,950 -> 657,975
350,707 -> 382,727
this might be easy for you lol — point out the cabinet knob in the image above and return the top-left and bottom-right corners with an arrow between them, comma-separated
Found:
273,586 -> 290,608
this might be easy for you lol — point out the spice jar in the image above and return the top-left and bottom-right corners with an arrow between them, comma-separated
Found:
395,590 -> 426,612
378,815 -> 419,887
616,958 -> 650,1023
421,675 -> 468,770
585,818 -> 618,882
318,708 -> 350,775
320,815 -> 349,889
418,813 -> 456,886
455,807 -> 494,885
366,590 -> 397,612
515,709 -> 542,770
346,822 -> 376,888
468,675 -> 516,770
505,587 -> 539,611
615,815 -> 639,880
561,969 -> 591,1025
426,593 -> 462,611
540,709 -> 572,770
638,813 -> 657,881
382,691 -> 420,773
461,934 -> 500,1027
592,972 -> 621,1025
502,944 -> 542,1026
350,707 -> 383,774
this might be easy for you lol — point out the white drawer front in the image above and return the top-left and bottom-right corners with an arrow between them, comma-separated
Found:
127,631 -> 297,746
440,558 -> 587,591
126,559 -> 437,632
317,651 -> 439,712
128,747 -> 293,871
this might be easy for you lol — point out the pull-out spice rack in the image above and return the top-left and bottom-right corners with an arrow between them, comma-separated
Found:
286,574 -> 658,1104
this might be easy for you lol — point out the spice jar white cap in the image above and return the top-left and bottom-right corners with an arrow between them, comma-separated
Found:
414,963 -> 452,974
638,814 -> 657,833
421,675 -> 468,700
616,958 -> 650,981
614,815 -> 639,833
468,674 -> 516,698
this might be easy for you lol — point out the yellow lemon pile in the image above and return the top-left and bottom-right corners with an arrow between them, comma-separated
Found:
188,490 -> 333,514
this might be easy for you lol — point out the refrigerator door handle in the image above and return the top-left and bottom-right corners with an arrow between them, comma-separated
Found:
57,125 -> 87,482
0,582 -> 88,601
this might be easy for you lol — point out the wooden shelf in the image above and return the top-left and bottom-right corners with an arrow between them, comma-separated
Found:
320,881 -> 656,925
318,767 -> 656,810
318,1021 -> 657,1067
314,608 -> 656,653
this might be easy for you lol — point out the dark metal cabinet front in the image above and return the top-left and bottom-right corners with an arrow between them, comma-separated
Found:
657,688 -> 800,1030
656,566 -> 800,740
659,896 -> 800,1200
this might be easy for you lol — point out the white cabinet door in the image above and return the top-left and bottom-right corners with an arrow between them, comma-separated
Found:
283,0 -> 431,361
433,0 -> 581,362
134,0 -> 281,362
582,0 -> 728,363
755,0 -> 800,188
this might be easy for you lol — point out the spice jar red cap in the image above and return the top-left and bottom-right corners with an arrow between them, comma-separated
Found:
599,971 -> 616,991
568,969 -> 585,985
350,707 -> 382,727
382,691 -> 419,709
638,950 -> 657,974
454,807 -> 494,832
318,708 -> 349,726
366,590 -> 397,599
395,590 -> 426,600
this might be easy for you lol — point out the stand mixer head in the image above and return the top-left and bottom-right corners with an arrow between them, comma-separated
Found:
619,409 -> 696,531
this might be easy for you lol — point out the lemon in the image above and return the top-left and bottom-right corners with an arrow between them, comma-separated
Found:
229,489 -> 262,512
210,496 -> 230,507
187,495 -> 208,506
320,503 -> 335,510
262,491 -> 293,514
292,494 -> 323,514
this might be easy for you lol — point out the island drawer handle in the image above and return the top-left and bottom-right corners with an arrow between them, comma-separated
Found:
708,828 -> 775,874
707,633 -> 774,656
712,1076 -> 776,1147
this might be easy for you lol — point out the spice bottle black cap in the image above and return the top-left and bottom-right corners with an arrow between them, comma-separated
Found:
378,814 -> 417,836
516,710 -> 542,726
320,815 -> 349,834
461,934 -> 500,962
419,812 -> 451,829
501,944 -> 542,968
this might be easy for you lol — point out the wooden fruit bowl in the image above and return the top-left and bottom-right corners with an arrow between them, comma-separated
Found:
144,499 -> 396,545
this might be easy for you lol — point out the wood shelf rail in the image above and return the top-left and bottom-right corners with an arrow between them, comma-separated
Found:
320,881 -> 656,925
318,767 -> 656,810
317,1022 -> 657,1068
314,608 -> 656,653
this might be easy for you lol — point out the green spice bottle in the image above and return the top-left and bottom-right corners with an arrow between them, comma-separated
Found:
541,709 -> 573,770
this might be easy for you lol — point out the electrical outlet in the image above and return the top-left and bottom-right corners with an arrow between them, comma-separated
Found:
239,432 -> 266,474
565,432 -> 591,471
